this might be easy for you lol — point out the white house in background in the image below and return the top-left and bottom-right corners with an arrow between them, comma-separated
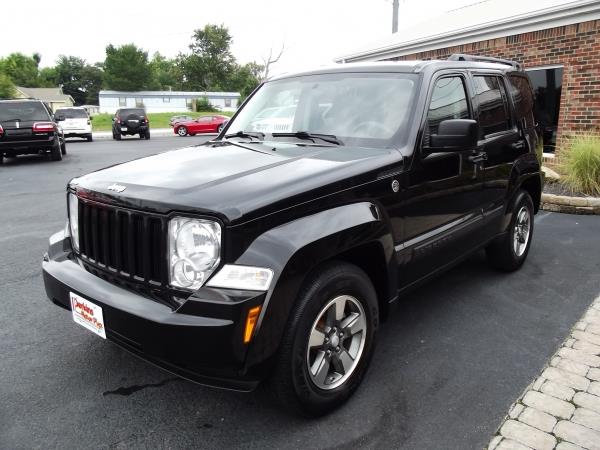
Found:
98,90 -> 241,114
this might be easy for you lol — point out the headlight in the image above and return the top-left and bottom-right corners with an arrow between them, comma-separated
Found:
68,193 -> 79,251
169,217 -> 221,290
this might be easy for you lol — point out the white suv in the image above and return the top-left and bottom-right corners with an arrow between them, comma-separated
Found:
54,107 -> 93,142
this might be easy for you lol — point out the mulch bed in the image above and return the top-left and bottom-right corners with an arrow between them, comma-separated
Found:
543,181 -> 594,198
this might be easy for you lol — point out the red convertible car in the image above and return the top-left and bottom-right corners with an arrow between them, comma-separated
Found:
173,115 -> 229,136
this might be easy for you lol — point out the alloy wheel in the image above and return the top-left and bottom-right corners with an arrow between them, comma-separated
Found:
306,295 -> 367,390
513,206 -> 531,257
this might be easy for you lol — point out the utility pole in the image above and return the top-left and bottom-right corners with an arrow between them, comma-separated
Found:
392,0 -> 399,33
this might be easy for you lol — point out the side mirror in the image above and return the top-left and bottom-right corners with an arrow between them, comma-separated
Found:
429,119 -> 478,151
89,116 -> 93,121
112,117 -> 116,122
55,115 -> 65,122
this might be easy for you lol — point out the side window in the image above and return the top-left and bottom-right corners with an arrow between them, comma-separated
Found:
118,97 -> 126,107
473,76 -> 511,137
508,75 -> 535,129
426,76 -> 470,144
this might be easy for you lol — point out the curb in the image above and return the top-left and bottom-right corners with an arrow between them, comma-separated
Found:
91,128 -> 175,140
541,193 -> 600,215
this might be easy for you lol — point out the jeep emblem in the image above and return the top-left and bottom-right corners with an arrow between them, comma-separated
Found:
391,179 -> 400,193
107,183 -> 126,193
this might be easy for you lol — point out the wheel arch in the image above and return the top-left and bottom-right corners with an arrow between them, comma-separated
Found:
237,202 -> 397,369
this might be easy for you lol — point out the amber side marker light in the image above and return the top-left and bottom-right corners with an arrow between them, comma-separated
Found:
244,306 -> 262,343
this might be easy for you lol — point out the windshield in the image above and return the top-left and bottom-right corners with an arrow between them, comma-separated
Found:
0,101 -> 49,122
56,108 -> 88,119
226,72 -> 419,148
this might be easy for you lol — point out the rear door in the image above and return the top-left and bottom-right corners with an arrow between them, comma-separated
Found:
396,72 -> 487,287
470,73 -> 525,219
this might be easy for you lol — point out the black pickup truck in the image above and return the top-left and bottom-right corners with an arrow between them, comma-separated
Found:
43,55 -> 542,416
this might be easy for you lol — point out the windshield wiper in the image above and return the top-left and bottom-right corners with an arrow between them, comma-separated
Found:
271,131 -> 343,146
224,130 -> 265,141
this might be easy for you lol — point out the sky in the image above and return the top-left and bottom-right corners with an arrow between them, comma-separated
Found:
0,0 -> 481,75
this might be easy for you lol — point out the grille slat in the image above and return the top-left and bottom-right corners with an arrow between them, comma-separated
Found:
77,200 -> 166,286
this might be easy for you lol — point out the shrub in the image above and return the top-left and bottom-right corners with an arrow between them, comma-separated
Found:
561,136 -> 600,196
196,97 -> 216,112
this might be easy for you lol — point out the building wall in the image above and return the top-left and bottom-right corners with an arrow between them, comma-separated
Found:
390,19 -> 600,152
99,95 -> 239,114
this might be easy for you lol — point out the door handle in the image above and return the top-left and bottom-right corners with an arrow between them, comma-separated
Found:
511,141 -> 526,150
468,151 -> 487,164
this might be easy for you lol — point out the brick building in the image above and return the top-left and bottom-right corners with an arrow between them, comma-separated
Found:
336,0 -> 600,154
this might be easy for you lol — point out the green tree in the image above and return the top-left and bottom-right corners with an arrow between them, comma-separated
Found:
180,24 -> 236,91
0,73 -> 16,98
103,44 -> 152,91
0,52 -> 42,87
227,62 -> 263,98
38,66 -> 58,87
148,52 -> 183,91
53,56 -> 104,105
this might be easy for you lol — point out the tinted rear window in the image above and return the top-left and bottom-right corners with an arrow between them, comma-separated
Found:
56,108 -> 88,118
0,102 -> 49,121
118,108 -> 145,117
508,75 -> 535,128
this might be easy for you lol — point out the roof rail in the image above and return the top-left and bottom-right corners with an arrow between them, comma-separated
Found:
448,54 -> 522,70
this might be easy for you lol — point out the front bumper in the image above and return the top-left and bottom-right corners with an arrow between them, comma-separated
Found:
42,230 -> 266,391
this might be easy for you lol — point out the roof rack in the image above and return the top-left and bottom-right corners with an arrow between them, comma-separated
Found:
448,54 -> 522,70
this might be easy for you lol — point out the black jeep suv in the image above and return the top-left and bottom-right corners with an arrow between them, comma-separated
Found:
0,99 -> 66,163
43,55 -> 542,416
112,107 -> 150,140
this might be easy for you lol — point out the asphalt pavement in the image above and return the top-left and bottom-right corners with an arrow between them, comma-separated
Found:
1,135 -> 599,449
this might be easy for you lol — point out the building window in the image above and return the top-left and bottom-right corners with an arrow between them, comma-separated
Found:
225,98 -> 232,108
473,76 -> 510,137
526,66 -> 563,153
163,97 -> 170,103
118,97 -> 126,107
135,98 -> 144,108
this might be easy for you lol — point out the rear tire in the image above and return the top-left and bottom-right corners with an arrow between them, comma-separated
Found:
50,138 -> 62,161
486,190 -> 534,272
144,130 -> 150,140
86,134 -> 93,142
61,140 -> 67,155
269,261 -> 378,417
115,132 -> 121,141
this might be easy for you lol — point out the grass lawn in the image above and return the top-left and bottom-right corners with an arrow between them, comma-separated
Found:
91,111 -> 234,132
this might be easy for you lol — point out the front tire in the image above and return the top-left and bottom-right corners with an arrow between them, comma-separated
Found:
177,126 -> 188,137
486,190 -> 534,271
269,262 -> 378,417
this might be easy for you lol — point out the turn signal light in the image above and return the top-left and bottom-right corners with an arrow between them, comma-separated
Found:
243,306 -> 262,344
33,122 -> 55,132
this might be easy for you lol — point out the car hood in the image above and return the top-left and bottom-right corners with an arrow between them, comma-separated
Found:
72,141 -> 402,224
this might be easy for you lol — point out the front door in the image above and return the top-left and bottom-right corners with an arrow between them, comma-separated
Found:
396,73 -> 486,288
